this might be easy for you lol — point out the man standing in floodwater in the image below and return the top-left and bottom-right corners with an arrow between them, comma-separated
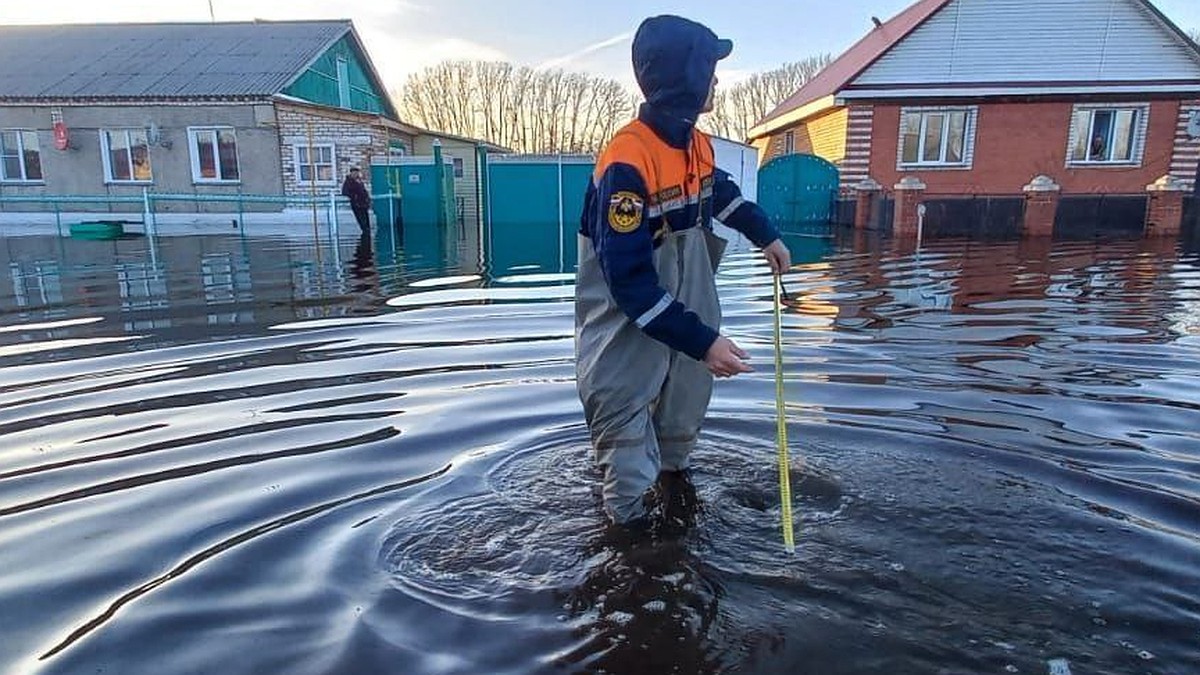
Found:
575,15 -> 792,529
341,166 -> 373,235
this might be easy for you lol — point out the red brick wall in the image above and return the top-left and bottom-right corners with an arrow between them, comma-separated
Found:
761,132 -> 789,164
868,100 -> 1180,195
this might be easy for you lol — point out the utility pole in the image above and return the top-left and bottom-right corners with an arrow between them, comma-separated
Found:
208,0 -> 216,22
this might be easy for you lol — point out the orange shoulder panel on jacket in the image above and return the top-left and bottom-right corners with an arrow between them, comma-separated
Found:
593,122 -> 656,186
693,128 -> 716,173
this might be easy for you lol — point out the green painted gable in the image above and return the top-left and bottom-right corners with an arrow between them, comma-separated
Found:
282,34 -> 393,117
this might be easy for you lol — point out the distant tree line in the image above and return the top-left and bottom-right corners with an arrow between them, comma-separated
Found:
700,55 -> 833,141
397,54 -> 832,153
398,62 -> 638,154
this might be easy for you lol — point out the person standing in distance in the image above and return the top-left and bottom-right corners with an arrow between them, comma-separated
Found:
341,166 -> 373,235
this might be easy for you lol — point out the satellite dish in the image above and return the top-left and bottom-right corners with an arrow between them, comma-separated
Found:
1188,111 -> 1200,139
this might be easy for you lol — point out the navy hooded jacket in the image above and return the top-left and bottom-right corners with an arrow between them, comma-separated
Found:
579,15 -> 780,361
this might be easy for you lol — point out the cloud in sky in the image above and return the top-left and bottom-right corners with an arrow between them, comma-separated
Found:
537,31 -> 633,70
367,35 -> 508,84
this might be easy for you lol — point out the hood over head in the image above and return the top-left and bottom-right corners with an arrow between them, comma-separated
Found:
632,15 -> 732,121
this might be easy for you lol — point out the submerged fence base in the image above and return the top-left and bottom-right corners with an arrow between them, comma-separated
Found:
0,189 -> 402,239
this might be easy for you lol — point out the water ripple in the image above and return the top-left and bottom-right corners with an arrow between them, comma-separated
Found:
0,232 -> 1198,674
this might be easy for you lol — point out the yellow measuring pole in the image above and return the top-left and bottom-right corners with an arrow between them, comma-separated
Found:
774,274 -> 796,553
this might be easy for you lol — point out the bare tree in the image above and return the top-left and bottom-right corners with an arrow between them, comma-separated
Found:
1189,28 -> 1200,44
399,61 -> 636,154
399,54 -> 829,151
701,55 -> 833,141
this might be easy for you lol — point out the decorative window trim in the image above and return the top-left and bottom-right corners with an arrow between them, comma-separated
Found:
896,105 -> 978,171
1064,102 -> 1150,169
188,127 -> 242,184
292,143 -> 337,187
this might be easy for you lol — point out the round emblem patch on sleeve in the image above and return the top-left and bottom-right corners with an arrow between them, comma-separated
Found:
607,191 -> 644,233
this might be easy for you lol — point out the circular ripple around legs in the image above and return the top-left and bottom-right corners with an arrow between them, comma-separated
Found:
376,422 -> 855,673
677,428 -> 851,577
380,428 -> 605,616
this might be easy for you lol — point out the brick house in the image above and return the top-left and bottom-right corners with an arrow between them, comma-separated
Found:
0,20 -> 494,223
747,0 -> 1200,236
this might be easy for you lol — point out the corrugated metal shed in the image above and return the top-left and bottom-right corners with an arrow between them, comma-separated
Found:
0,21 -> 350,100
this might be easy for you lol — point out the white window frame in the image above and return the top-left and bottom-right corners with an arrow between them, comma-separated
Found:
293,143 -> 337,187
188,126 -> 242,184
784,130 -> 796,154
100,128 -> 153,184
0,129 -> 43,183
1065,103 -> 1149,168
897,106 -> 978,170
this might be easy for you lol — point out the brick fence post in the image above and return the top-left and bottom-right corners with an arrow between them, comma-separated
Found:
854,178 -> 882,230
892,176 -> 926,237
1145,175 -> 1187,237
1022,174 -> 1060,237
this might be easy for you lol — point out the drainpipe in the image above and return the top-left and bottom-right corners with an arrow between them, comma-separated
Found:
477,145 -> 489,271
477,144 -> 489,230
432,138 -> 445,227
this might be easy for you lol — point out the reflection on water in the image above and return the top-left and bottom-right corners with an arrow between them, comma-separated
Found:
0,221 -> 1198,674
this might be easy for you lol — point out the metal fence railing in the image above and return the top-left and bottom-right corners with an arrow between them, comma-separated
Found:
0,188 -> 400,239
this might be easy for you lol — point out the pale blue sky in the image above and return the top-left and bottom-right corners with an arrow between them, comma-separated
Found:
3,1 -> 1199,89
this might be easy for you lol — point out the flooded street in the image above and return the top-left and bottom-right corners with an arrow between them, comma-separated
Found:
0,224 -> 1198,674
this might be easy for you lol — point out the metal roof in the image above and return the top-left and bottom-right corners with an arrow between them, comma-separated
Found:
750,0 -> 1200,138
752,0 -> 951,134
0,20 -> 351,100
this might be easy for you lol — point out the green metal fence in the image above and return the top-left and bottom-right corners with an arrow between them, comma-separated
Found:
485,155 -> 594,274
757,153 -> 840,235
369,160 -> 456,228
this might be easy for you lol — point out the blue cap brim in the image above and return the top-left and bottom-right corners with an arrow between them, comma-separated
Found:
715,38 -> 733,60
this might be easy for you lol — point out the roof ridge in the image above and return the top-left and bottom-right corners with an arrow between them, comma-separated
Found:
749,0 -> 953,137
0,19 -> 352,28
0,20 -> 357,100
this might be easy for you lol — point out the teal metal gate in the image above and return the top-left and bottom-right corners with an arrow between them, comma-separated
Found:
485,156 -> 593,274
370,161 -> 455,228
757,154 -> 839,234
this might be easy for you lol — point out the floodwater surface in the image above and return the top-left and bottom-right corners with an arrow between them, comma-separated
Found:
0,223 -> 1198,674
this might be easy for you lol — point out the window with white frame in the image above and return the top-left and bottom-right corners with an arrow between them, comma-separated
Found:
1,130 -> 43,182
294,144 -> 336,185
189,127 -> 240,182
899,107 -> 976,168
101,129 -> 152,182
452,157 -> 464,178
1068,105 -> 1147,166
784,130 -> 796,155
